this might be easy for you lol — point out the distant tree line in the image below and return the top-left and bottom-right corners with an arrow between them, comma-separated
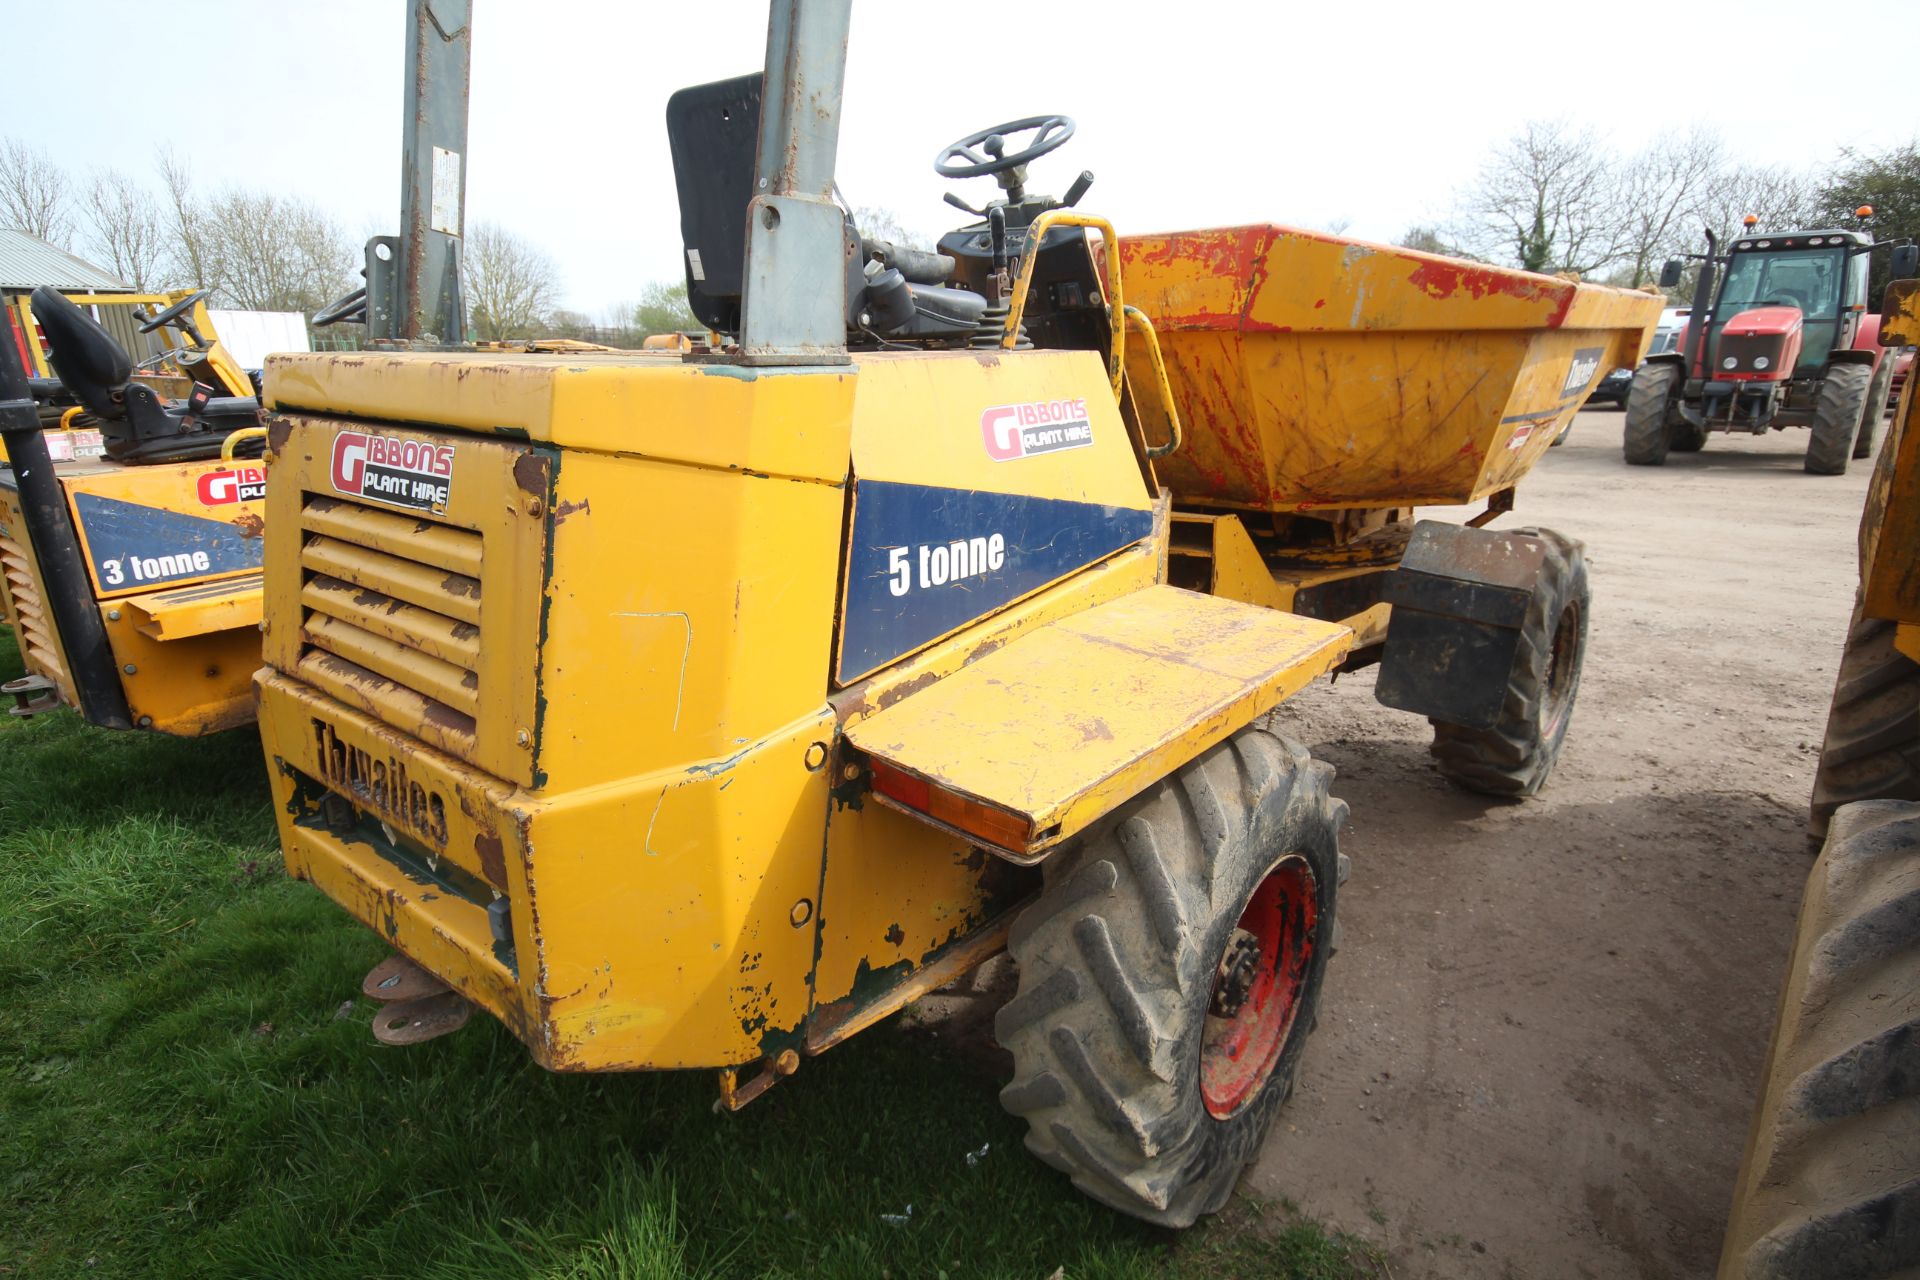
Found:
1403,126 -> 1920,305
0,136 -> 698,342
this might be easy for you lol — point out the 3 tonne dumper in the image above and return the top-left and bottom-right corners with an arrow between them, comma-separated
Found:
249,0 -> 1660,1226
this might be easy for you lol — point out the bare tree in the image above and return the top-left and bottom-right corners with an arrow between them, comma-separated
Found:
1398,225 -> 1476,259
82,170 -> 167,291
0,138 -> 75,247
1615,130 -> 1725,287
1697,164 -> 1819,240
157,147 -> 220,292
464,221 -> 559,340
206,189 -> 355,314
1463,120 -> 1624,276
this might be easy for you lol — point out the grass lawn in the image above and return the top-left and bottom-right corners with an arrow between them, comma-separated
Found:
0,630 -> 1376,1279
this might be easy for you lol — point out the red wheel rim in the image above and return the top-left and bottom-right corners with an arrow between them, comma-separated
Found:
1200,855 -> 1319,1119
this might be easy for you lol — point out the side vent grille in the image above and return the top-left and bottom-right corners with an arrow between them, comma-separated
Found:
296,495 -> 482,747
0,528 -> 66,682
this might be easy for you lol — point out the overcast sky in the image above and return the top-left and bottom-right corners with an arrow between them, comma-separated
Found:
12,0 -> 1917,315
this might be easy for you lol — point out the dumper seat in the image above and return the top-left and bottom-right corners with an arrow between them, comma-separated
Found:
29,286 -> 260,465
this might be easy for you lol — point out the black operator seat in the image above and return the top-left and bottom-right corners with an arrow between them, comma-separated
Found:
32,286 -> 131,420
28,286 -> 260,465
664,72 -> 982,342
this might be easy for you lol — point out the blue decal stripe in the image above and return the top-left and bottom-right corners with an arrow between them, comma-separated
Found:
74,492 -> 265,593
836,479 -> 1152,683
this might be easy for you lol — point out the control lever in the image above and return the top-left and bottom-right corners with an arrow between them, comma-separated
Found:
943,191 -> 986,218
1062,170 -> 1094,208
989,207 -> 1009,305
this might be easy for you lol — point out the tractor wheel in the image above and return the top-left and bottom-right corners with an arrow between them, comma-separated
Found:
996,727 -> 1344,1228
1808,608 -> 1920,841
1717,799 -> 1920,1279
1429,527 -> 1590,797
1854,359 -> 1895,460
1623,362 -> 1680,465
1670,419 -> 1709,453
1807,364 -> 1872,475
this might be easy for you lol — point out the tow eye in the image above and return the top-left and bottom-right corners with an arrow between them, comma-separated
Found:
3,674 -> 57,717
1209,928 -> 1262,1020
362,952 -> 472,1046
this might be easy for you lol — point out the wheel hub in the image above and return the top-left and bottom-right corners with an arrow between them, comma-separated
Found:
1200,855 -> 1319,1119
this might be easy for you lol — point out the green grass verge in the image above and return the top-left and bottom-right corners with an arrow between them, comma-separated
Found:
0,630 -> 1376,1279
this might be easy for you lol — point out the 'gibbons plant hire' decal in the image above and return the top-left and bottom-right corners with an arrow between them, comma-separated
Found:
981,398 -> 1094,461
331,431 -> 455,514
197,465 -> 268,505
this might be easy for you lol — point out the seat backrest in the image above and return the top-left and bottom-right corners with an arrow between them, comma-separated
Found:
666,73 -> 765,337
30,286 -> 131,420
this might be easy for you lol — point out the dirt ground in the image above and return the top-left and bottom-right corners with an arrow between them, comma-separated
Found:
1244,407 -> 1876,1278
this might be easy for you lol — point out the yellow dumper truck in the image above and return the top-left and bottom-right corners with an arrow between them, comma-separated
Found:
1719,271 -> 1920,1278
243,0 -> 1659,1226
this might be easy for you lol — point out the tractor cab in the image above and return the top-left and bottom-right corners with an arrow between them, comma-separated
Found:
1703,228 -> 1872,381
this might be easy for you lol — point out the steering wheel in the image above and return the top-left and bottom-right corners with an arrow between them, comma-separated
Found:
312,287 -> 368,328
138,288 -> 211,333
935,115 -> 1075,179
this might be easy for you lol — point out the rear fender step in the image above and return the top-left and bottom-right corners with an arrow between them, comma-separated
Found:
362,951 -> 453,1004
370,990 -> 472,1046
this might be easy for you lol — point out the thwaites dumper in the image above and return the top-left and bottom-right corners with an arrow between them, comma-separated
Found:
1718,277 -> 1920,1278
251,0 -> 1659,1226
0,0 -> 473,736
0,287 -> 267,733
1624,219 -> 1918,474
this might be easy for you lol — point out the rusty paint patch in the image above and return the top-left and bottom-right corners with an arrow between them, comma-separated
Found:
511,452 -> 549,495
470,831 -> 506,892
553,497 -> 590,524
229,511 -> 265,538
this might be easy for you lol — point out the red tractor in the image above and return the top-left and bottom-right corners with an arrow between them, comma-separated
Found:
1625,212 -> 1918,473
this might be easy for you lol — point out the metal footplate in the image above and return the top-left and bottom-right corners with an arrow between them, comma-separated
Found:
3,674 -> 58,717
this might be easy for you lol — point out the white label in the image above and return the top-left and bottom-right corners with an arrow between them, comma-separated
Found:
44,430 -> 104,461
687,248 -> 706,282
430,147 -> 462,236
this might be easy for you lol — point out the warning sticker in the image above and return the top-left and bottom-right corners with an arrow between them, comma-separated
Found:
980,399 -> 1094,462
331,431 -> 454,513
431,147 -> 462,236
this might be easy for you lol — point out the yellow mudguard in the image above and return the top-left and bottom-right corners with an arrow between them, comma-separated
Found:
845,584 -> 1351,861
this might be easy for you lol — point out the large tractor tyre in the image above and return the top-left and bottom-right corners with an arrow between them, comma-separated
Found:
1807,364 -> 1872,475
1671,418 -> 1710,453
1808,610 -> 1920,841
1717,799 -> 1920,1279
1854,359 -> 1895,460
1429,527 -> 1590,798
1623,362 -> 1681,465
996,727 -> 1345,1228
